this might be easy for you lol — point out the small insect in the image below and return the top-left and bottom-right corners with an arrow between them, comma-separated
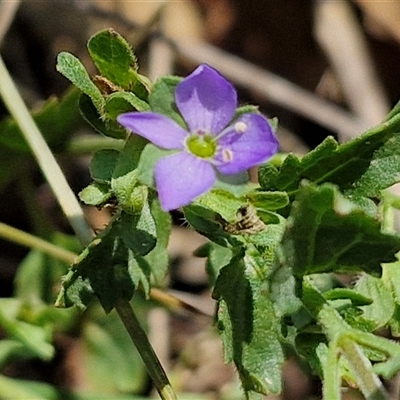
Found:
222,204 -> 266,235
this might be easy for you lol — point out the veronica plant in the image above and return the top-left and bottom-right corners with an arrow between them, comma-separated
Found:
117,64 -> 278,211
35,28 -> 400,400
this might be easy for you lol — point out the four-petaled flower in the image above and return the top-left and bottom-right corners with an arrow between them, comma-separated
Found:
117,64 -> 279,211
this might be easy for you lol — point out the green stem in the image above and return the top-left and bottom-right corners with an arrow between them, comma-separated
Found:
66,134 -> 124,155
115,299 -> 178,400
323,342 -> 341,400
339,337 -> 389,400
0,54 -> 93,246
0,222 -> 76,264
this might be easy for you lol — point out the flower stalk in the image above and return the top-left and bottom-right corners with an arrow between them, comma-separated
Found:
115,299 -> 178,400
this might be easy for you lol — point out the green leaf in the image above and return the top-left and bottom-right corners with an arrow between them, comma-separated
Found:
72,223 -> 132,313
0,340 -> 29,369
383,260 -> 400,306
259,112 -> 400,197
269,264 -> 302,318
87,28 -> 150,97
323,288 -> 373,306
104,91 -> 150,120
353,275 -> 395,330
283,182 -> 400,277
136,143 -> 174,188
90,149 -> 120,183
128,252 -> 152,297
0,375 -> 57,400
111,135 -> 149,213
56,270 -> 94,310
113,134 -> 148,177
148,75 -> 185,126
350,134 -> 400,198
79,182 -> 112,206
246,190 -> 289,211
120,202 -> 157,256
143,198 -> 171,284
184,204 -> 239,247
57,52 -> 105,112
196,189 -> 246,223
0,299 -> 54,360
196,242 -> 233,286
79,94 -> 127,139
213,255 -> 284,396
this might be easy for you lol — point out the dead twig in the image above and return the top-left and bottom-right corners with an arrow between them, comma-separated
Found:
0,0 -> 21,47
314,0 -> 390,131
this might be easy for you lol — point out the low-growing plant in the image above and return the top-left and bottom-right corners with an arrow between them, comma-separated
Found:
2,28 -> 400,400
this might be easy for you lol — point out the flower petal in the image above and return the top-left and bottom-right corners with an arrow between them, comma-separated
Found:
117,112 -> 187,150
175,64 -> 237,134
214,113 -> 279,175
155,152 -> 215,211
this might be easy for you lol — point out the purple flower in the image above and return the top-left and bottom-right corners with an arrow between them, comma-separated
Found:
117,64 -> 278,211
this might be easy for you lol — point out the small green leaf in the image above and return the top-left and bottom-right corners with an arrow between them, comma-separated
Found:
120,204 -> 157,256
113,134 -> 148,177
87,28 -> 149,97
90,149 -> 120,183
353,275 -> 395,330
128,251 -> 152,297
104,91 -> 150,120
79,182 -> 112,206
57,270 -> 94,310
79,94 -> 127,139
269,264 -> 302,317
246,190 -> 289,211
111,135 -> 149,213
196,242 -> 233,286
57,52 -> 105,112
196,189 -> 246,223
136,143 -> 174,188
148,76 -> 185,126
324,288 -> 373,306
143,198 -> 171,284
184,204 -> 238,247
72,223 -> 132,312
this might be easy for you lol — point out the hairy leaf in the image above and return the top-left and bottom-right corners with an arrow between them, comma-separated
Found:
283,182 -> 400,277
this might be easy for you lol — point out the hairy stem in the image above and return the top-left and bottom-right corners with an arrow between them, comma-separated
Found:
340,337 -> 389,400
115,299 -> 178,400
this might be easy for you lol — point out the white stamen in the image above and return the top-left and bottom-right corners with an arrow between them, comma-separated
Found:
234,121 -> 247,133
222,149 -> 233,162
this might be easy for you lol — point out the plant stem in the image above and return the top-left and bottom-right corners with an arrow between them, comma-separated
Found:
0,54 -> 93,246
323,343 -> 341,400
0,222 -> 76,264
115,299 -> 178,400
340,336 -> 389,400
66,134 -> 124,155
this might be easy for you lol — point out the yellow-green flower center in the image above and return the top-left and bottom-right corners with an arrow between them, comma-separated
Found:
186,133 -> 217,158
